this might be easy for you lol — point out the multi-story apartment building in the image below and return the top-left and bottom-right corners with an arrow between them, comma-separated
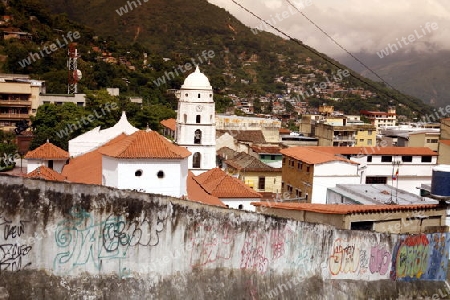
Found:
360,106 -> 397,132
315,122 -> 376,146
0,74 -> 45,130
280,147 -> 359,203
280,146 -> 437,203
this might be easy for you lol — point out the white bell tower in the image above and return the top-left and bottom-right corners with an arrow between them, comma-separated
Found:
176,66 -> 216,175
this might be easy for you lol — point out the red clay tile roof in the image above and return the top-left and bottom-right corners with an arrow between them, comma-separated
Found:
26,166 -> 66,182
280,147 -> 357,165
250,145 -> 281,154
440,140 -> 450,146
186,171 -> 226,207
194,168 -> 262,198
24,142 -> 69,160
62,150 -> 103,185
225,152 -> 281,172
62,134 -> 128,185
99,130 -> 191,159
160,118 -> 176,131
251,202 -> 441,214
311,146 -> 438,156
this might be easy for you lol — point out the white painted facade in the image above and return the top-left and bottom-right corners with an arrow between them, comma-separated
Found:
102,156 -> 189,198
311,162 -> 360,204
350,155 -> 437,195
221,198 -> 261,211
215,132 -> 249,153
26,159 -> 66,173
176,66 -> 216,175
69,111 -> 138,157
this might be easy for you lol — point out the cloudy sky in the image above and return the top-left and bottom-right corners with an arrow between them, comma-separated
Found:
208,0 -> 450,58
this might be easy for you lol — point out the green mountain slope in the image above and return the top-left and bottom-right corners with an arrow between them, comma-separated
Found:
1,0 -> 435,118
338,51 -> 450,109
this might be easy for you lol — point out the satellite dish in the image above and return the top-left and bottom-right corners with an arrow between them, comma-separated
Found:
74,69 -> 82,82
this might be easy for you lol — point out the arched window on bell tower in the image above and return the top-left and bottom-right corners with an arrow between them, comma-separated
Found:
193,152 -> 201,168
196,115 -> 201,123
194,129 -> 202,144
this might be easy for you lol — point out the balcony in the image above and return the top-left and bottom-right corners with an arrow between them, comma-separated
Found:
333,135 -> 355,141
0,113 -> 30,120
0,100 -> 32,107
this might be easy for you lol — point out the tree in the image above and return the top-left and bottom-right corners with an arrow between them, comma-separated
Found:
214,95 -> 232,113
133,105 -> 176,130
0,131 -> 18,156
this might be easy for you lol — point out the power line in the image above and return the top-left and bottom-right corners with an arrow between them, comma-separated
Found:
284,0 -> 387,84
230,0 -> 426,116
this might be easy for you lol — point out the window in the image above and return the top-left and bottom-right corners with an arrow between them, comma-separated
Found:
367,139 -> 373,146
368,130 -> 373,135
290,160 -> 295,167
351,221 -> 373,230
198,93 -> 201,98
306,166 -> 310,172
365,176 -> 387,184
421,156 -> 432,163
367,156 -> 372,162
297,162 -> 302,170
77,102 -> 84,107
402,156 -> 412,163
135,169 -> 143,177
48,160 -> 54,169
282,158 -> 286,165
258,177 -> 265,190
185,93 -> 188,97
157,171 -> 164,178
183,114 -> 187,123
359,139 -> 364,142
381,156 -> 392,163
193,152 -> 201,168
271,155 -> 276,160
196,115 -> 201,123
238,204 -> 243,210
426,139 -> 438,143
194,129 -> 202,144
281,182 -> 285,189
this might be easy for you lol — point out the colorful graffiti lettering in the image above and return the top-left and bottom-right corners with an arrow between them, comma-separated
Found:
189,223 -> 234,267
53,207 -> 167,276
391,233 -> 450,281
329,238 -> 360,275
369,246 -> 391,275
392,234 -> 430,280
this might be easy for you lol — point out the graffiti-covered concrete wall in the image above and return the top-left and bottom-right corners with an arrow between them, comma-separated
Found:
0,174 -> 449,300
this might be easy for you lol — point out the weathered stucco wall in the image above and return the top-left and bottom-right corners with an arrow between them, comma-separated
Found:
0,174 -> 449,300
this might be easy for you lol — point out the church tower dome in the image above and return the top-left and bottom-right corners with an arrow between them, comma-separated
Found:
176,66 -> 216,175
181,65 -> 212,90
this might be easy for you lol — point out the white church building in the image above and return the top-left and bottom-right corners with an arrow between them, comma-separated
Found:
176,66 -> 216,175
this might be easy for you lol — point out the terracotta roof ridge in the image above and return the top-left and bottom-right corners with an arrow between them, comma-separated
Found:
191,173 -> 217,198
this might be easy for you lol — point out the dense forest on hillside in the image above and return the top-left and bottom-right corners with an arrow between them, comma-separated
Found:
0,0 -> 437,153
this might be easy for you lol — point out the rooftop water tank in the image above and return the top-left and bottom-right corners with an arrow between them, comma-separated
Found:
431,165 -> 450,197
